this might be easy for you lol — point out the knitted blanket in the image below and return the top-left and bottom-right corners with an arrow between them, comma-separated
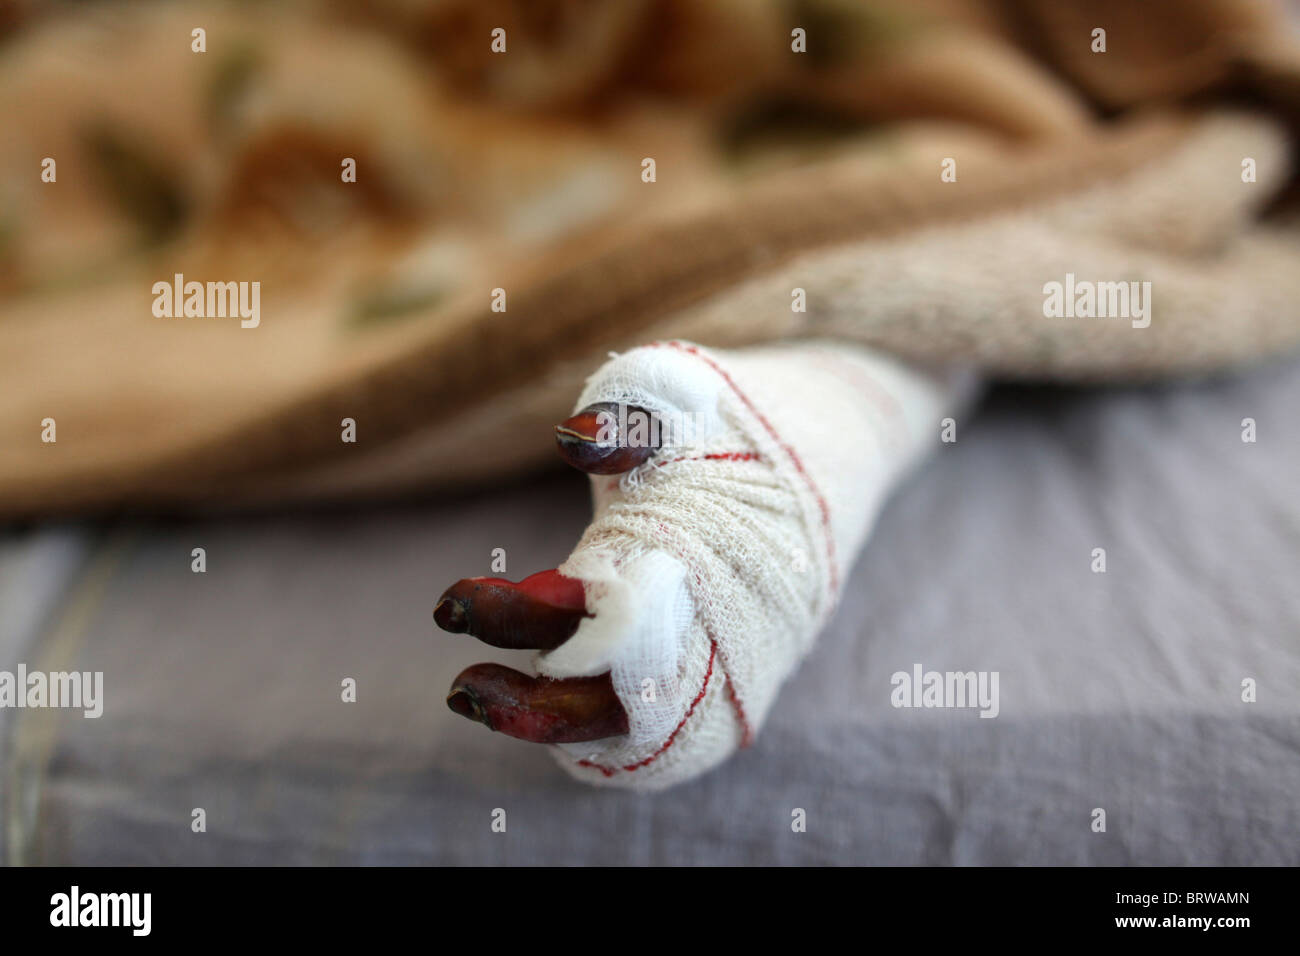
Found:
3,0 -> 1299,517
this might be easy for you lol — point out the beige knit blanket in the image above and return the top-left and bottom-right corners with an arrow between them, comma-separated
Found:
2,0 -> 1299,516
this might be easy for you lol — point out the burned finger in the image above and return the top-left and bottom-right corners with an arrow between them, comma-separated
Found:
554,401 -> 660,474
446,663 -> 629,744
433,569 -> 590,650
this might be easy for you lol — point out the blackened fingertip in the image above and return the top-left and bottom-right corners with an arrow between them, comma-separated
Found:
433,596 -> 469,633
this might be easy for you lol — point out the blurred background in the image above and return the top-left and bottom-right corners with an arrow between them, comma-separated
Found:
1,0 -> 1298,864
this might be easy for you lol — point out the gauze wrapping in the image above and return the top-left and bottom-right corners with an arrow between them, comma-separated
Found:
536,340 -> 974,789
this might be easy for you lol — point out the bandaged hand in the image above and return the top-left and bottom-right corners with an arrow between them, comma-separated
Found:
436,340 -> 973,789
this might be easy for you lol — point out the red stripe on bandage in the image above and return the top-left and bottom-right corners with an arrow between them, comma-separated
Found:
577,640 -> 718,776
726,682 -> 754,748
659,451 -> 761,467
658,341 -> 840,598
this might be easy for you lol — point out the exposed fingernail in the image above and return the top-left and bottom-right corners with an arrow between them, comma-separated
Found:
446,663 -> 628,744
555,402 -> 659,474
446,687 -> 490,728
433,597 -> 468,633
433,569 -> 590,650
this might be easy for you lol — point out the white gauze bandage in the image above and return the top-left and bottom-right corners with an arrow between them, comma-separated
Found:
535,340 -> 974,789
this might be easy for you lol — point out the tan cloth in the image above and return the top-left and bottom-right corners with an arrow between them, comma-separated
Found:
2,0 -> 1299,516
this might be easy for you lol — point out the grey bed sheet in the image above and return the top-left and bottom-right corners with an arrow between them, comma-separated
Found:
2,358 -> 1297,865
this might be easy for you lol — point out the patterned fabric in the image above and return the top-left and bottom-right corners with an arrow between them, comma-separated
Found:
2,1 -> 1299,515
